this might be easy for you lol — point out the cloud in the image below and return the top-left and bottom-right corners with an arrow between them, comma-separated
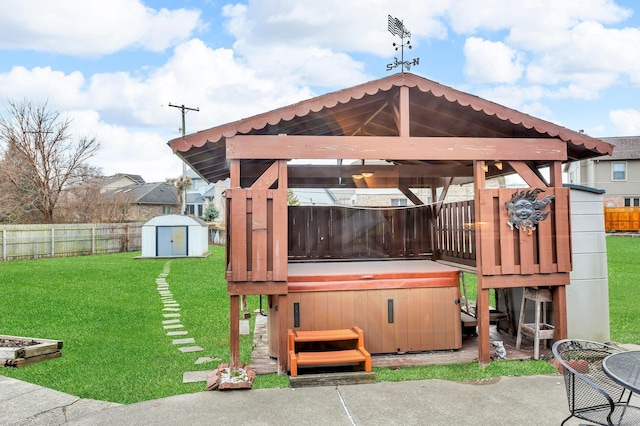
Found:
463,37 -> 524,84
221,0 -> 452,87
68,109 -> 182,182
447,1 -> 640,100
610,109 -> 640,135
0,0 -> 203,56
0,38 -> 320,181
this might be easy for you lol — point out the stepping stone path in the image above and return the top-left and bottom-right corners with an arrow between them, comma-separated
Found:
156,262 -> 211,384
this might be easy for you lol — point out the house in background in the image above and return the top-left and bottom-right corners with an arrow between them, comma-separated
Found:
184,168 -> 228,220
99,173 -> 145,191
100,174 -> 178,222
565,136 -> 640,207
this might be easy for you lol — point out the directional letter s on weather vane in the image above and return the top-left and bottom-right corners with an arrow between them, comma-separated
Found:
386,15 -> 419,73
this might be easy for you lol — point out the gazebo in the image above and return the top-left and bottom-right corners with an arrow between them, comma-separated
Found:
168,72 -> 613,373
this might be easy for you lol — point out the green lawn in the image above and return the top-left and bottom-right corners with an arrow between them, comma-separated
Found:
606,236 -> 640,345
0,246 -> 263,403
0,236 -> 637,402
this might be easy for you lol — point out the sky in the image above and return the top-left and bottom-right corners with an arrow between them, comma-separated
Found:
1,0 -> 640,183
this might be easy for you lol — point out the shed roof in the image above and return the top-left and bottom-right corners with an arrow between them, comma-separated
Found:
169,72 -> 613,184
143,214 -> 207,227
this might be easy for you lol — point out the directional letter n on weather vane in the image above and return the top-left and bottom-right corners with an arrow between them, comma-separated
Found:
386,15 -> 419,73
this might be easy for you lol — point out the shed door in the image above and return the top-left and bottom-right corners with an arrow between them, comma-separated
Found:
157,226 -> 188,256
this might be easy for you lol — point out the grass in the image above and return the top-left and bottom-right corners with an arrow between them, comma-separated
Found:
0,236 -> 637,401
0,246 -> 258,403
605,236 -> 640,345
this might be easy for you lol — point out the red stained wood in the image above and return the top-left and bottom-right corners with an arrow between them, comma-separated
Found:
227,135 -> 568,161
250,161 -> 279,190
252,190 -> 268,281
278,294 -> 288,374
399,86 -> 410,137
230,295 -> 240,368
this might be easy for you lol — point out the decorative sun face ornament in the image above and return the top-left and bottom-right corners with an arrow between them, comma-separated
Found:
504,188 -> 556,235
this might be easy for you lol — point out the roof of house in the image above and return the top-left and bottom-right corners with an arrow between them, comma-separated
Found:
600,136 -> 640,160
103,173 -> 145,185
186,192 -> 205,204
168,72 -> 613,184
115,182 -> 178,205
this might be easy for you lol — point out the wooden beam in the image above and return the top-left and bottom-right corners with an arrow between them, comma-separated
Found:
250,161 -> 279,190
287,164 -> 475,179
398,185 -> 424,205
399,86 -> 410,137
508,161 -> 548,188
229,159 -> 240,188
227,282 -> 288,295
227,136 -> 568,161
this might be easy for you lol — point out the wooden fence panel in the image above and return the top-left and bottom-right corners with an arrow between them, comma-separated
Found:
226,189 -> 288,282
477,187 -> 571,288
0,223 -> 142,261
605,207 -> 640,232
287,205 -> 433,260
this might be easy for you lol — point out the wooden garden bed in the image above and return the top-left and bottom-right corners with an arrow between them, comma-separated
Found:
0,335 -> 63,367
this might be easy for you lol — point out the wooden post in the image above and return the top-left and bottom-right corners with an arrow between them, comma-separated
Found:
278,294 -> 289,375
230,295 -> 240,368
474,160 -> 491,365
549,160 -> 568,342
552,284 -> 568,341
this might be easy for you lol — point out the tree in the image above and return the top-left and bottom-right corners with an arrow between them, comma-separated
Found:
166,175 -> 192,214
0,99 -> 101,223
287,189 -> 300,206
201,202 -> 219,222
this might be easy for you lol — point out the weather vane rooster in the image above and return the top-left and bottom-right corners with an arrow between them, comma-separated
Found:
386,15 -> 419,73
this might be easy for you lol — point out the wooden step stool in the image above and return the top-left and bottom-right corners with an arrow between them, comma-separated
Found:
288,327 -> 371,377
515,287 -> 554,360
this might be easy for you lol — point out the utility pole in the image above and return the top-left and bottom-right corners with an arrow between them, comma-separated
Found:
169,103 -> 199,214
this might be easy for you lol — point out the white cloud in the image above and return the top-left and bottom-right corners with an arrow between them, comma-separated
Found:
0,38 -> 320,181
447,1 -> 640,100
0,0 -> 203,56
463,37 -> 524,84
610,109 -> 640,136
0,66 -> 87,108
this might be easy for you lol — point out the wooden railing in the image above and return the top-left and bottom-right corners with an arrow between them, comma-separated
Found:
433,200 -> 476,267
476,187 -> 571,288
225,189 -> 288,282
288,205 -> 433,259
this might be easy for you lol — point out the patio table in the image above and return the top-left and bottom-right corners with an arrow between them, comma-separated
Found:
602,350 -> 640,394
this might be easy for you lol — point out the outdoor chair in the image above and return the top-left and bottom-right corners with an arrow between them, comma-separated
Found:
553,339 -> 640,425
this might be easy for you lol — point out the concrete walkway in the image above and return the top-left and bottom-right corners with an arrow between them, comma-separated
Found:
2,373 -> 619,425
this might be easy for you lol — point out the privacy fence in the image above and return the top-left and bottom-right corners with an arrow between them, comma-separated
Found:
604,207 -> 640,233
0,223 -> 143,262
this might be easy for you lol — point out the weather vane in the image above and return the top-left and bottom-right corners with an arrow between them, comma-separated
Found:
386,15 -> 419,73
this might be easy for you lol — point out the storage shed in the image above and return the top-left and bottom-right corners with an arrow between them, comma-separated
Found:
141,214 -> 209,258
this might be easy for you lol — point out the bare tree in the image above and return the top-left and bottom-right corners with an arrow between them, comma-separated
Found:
0,99 -> 101,223
166,174 -> 192,214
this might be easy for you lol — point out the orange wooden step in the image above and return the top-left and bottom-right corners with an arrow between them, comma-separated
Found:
291,329 -> 359,343
295,349 -> 367,365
